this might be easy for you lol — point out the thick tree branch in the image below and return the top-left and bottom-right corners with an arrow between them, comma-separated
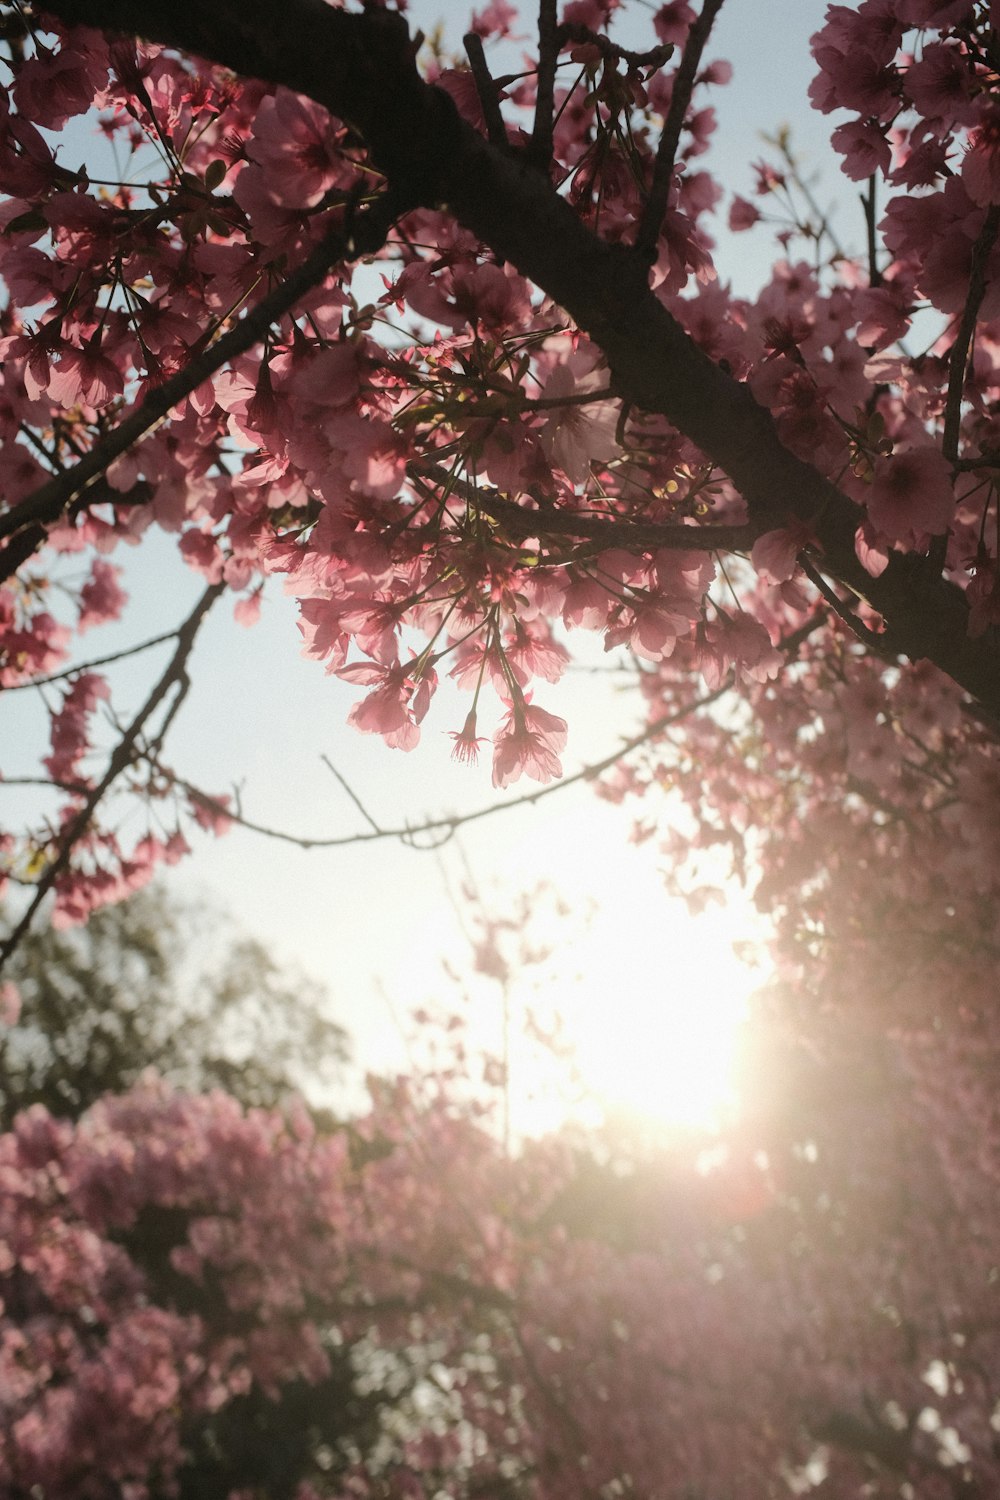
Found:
33,0 -> 1000,715
529,0 -> 559,171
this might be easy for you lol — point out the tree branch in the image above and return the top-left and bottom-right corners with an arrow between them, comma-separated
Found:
412,460 -> 754,553
529,0 -> 559,171
135,677 -> 737,855
634,0 -> 726,264
0,197 -> 397,572
1,627 -> 177,692
31,0 -> 1000,715
464,31 -> 508,149
137,614 -> 834,855
0,582 -> 224,972
942,203 -> 1000,468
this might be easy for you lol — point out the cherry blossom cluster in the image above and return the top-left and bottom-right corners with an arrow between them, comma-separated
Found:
3,996 -> 1000,1499
0,0 -> 997,941
0,2 -> 737,921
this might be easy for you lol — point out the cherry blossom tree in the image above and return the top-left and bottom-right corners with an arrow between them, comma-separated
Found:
0,882 -> 348,1123
0,0 -> 996,988
3,991 -> 1000,1499
3,3 -> 1000,1492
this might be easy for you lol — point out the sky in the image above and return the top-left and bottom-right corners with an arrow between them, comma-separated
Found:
3,0 -> 836,1131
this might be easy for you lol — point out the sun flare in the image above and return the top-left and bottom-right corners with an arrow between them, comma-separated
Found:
494,885 -> 763,1140
392,813 -> 766,1144
561,910 -> 756,1131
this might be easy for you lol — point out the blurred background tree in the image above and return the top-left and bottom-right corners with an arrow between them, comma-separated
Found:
0,884 -> 348,1125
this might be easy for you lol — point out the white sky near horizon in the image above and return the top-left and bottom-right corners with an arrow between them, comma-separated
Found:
2,0 -> 838,1133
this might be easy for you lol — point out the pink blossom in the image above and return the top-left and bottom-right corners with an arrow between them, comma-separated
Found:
286,344 -> 359,409
44,672 -> 109,782
810,1 -> 903,69
889,124 -> 951,189
654,1 -> 696,45
233,589 -> 263,628
449,709 -> 487,764
0,980 -> 21,1027
338,661 -> 434,750
881,179 -> 1000,317
855,519 -> 890,578
751,521 -> 813,584
246,88 -> 344,208
904,42 -> 978,129
537,355 -> 618,485
854,284 -> 913,351
340,421 -> 406,501
698,614 -> 782,689
0,107 -> 64,197
449,263 -> 532,335
77,559 -> 127,633
492,700 -> 567,788
728,195 -> 760,232
562,572 -> 613,630
297,598 -> 348,670
178,529 -> 224,582
505,621 -> 570,686
962,110 -> 1000,208
564,1 -> 621,30
469,0 -> 520,38
12,38 -> 110,128
433,68 -> 503,134
47,341 -> 124,409
831,119 -> 892,181
187,791 -> 233,835
606,597 -> 696,661
867,445 -> 955,545
810,37 -> 898,123
0,607 -> 70,686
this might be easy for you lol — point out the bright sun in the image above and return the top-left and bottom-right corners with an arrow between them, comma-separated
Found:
560,907 -> 756,1130
499,886 -> 762,1140
393,808 -> 765,1143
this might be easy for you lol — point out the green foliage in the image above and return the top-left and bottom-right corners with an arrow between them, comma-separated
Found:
0,885 -> 348,1125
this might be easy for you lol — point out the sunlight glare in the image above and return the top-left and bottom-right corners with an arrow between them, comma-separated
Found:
389,808 -> 766,1143
557,906 -> 756,1132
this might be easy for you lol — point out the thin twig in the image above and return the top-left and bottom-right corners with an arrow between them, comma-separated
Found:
463,32 -> 508,149
943,203 -> 1000,467
557,25 -> 675,73
1,628 -> 178,692
107,614 -> 827,861
321,753 -> 383,833
0,774 -> 91,795
136,682 -> 733,853
799,554 -> 892,655
0,582 -> 225,973
528,13 -> 675,174
635,0 -> 726,265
